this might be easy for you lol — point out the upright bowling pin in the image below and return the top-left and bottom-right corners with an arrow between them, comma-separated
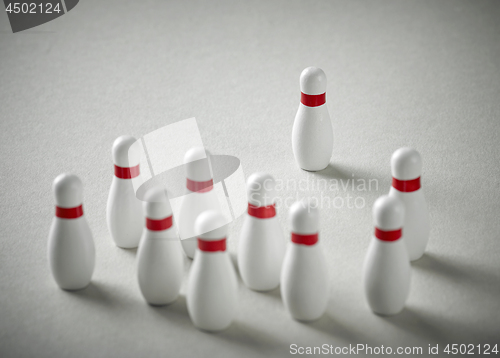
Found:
281,200 -> 328,321
238,173 -> 285,291
187,211 -> 238,332
363,195 -> 411,315
292,67 -> 333,171
178,147 -> 221,259
137,186 -> 184,306
48,174 -> 95,290
106,135 -> 143,248
388,148 -> 430,261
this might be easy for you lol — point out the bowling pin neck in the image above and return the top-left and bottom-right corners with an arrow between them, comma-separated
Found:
55,204 -> 84,219
53,173 -> 83,207
114,164 -> 140,179
186,178 -> 213,193
146,216 -> 173,231
374,227 -> 402,242
247,203 -> 276,219
291,232 -> 318,246
197,237 -> 226,252
300,92 -> 326,107
391,176 -> 421,193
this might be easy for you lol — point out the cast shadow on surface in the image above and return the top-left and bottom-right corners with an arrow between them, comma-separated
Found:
151,294 -> 192,330
214,320 -> 283,352
309,163 -> 386,201
65,282 -> 114,306
305,311 -> 369,343
150,295 -> 283,351
314,163 -> 383,184
229,252 -> 282,301
381,307 -> 447,343
383,252 -> 500,343
380,305 -> 498,345
413,252 -> 500,297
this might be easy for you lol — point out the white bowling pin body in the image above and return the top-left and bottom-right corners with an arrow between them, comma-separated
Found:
107,135 -> 143,249
388,148 -> 430,261
363,195 -> 411,315
281,200 -> 328,321
137,186 -> 184,306
238,173 -> 285,291
292,67 -> 333,172
48,174 -> 95,290
178,147 -> 221,259
187,211 -> 238,332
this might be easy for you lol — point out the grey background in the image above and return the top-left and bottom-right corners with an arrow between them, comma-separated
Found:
1,0 -> 499,357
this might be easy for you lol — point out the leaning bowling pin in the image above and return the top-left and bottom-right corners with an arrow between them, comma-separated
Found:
187,211 -> 238,332
106,135 -> 143,248
238,173 -> 285,291
137,186 -> 184,306
292,67 -> 333,171
178,147 -> 221,259
48,174 -> 95,290
388,148 -> 430,261
281,200 -> 328,321
363,195 -> 411,315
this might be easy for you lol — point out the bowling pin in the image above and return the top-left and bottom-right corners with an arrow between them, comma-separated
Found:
48,174 -> 95,290
292,67 -> 333,171
106,135 -> 143,248
178,147 -> 221,259
281,199 -> 328,321
238,172 -> 285,291
187,210 -> 238,332
363,195 -> 411,315
388,147 -> 430,261
137,186 -> 184,306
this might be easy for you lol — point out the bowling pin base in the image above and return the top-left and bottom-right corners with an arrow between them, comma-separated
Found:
247,285 -> 280,292
289,312 -> 325,322
194,323 -> 233,333
147,299 -> 177,307
370,307 -> 405,316
301,165 -> 329,173
115,243 -> 138,249
58,282 -> 91,291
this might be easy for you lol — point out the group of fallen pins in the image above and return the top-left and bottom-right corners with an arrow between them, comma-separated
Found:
48,67 -> 430,331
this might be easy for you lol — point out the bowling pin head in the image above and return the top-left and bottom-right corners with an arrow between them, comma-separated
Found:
289,199 -> 320,246
247,172 -> 276,207
391,148 -> 422,181
143,186 -> 172,220
195,210 -> 228,241
391,148 -> 422,192
185,147 -> 212,181
373,195 -> 404,234
112,135 -> 141,169
184,147 -> 213,192
300,67 -> 327,96
290,199 -> 319,235
53,173 -> 83,208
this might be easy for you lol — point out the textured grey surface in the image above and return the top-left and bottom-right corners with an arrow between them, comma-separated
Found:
1,0 -> 500,357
